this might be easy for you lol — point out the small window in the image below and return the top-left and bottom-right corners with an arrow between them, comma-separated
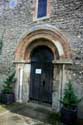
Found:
33,0 -> 51,21
37,0 -> 47,18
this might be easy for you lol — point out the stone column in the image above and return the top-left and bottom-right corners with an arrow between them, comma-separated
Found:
58,64 -> 72,110
65,65 -> 72,81
59,64 -> 66,109
15,63 -> 31,103
52,64 -> 60,112
52,63 -> 67,112
22,64 -> 31,102
52,60 -> 72,111
15,65 -> 19,102
15,64 -> 24,102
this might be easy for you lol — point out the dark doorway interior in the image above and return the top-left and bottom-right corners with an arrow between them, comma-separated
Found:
29,46 -> 54,104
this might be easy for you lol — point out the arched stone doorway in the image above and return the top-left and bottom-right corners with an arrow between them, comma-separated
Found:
15,24 -> 72,111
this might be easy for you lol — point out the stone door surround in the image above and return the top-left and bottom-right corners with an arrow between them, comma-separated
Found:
15,24 -> 72,111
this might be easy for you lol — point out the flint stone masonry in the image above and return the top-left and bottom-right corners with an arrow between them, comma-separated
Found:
0,0 -> 83,112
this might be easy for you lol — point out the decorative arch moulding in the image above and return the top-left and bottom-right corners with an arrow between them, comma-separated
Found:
15,24 -> 72,62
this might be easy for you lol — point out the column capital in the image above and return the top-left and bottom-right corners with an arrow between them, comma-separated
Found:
52,59 -> 73,65
13,60 -> 31,64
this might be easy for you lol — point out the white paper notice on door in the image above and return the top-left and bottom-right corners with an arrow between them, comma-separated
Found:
35,69 -> 42,74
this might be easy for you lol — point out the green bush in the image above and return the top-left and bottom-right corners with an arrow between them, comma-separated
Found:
47,112 -> 60,125
60,80 -> 82,109
2,71 -> 16,94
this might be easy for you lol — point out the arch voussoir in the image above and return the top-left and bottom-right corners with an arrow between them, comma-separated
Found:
15,25 -> 72,61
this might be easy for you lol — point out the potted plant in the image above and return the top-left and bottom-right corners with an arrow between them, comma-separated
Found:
1,71 -> 16,104
60,80 -> 82,125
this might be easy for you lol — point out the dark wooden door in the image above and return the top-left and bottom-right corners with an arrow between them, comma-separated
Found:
29,46 -> 53,104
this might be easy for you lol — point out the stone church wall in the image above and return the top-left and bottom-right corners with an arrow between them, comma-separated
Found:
0,0 -> 83,106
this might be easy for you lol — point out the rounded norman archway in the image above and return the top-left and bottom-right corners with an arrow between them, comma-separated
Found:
15,25 -> 72,111
15,24 -> 72,62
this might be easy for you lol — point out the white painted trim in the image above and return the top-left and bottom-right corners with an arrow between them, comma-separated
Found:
33,16 -> 49,21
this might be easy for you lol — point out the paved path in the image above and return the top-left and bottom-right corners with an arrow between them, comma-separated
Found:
0,111 -> 47,125
0,103 -> 63,125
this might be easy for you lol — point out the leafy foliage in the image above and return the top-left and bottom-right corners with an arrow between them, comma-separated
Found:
2,71 -> 16,94
60,80 -> 82,109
